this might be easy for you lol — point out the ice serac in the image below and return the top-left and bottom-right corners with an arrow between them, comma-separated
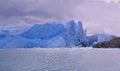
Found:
64,20 -> 76,46
76,21 -> 88,46
64,20 -> 88,47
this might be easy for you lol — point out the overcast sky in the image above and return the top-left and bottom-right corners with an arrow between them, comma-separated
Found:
0,0 -> 120,36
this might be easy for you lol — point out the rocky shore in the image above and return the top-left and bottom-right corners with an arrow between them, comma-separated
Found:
94,37 -> 120,48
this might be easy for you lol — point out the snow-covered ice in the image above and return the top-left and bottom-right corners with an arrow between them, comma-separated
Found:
0,48 -> 120,71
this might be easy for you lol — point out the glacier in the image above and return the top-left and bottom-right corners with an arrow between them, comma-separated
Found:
88,34 -> 115,46
0,20 -> 115,48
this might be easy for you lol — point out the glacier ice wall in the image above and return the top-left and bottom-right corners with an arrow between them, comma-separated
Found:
0,20 -> 115,48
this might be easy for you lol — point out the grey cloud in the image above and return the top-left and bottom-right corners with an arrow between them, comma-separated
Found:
0,0 -> 84,22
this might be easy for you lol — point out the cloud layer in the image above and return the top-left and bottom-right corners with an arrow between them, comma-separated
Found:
0,0 -> 84,23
